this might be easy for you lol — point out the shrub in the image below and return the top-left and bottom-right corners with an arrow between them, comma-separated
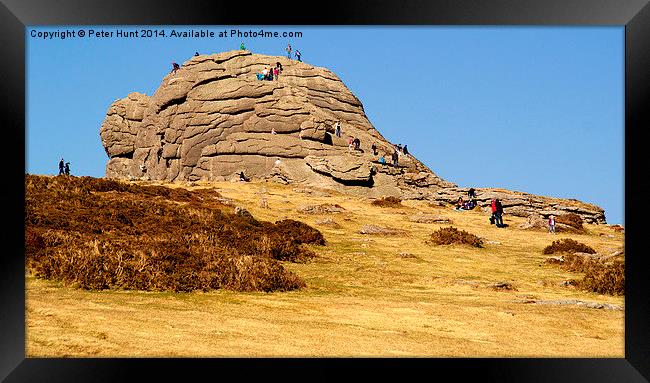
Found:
555,213 -> 584,230
25,175 -> 322,292
542,238 -> 595,255
578,260 -> 624,296
371,196 -> 402,207
274,219 -> 326,245
428,226 -> 483,248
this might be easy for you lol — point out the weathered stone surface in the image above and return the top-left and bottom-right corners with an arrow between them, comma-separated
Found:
359,225 -> 407,236
100,50 -> 608,224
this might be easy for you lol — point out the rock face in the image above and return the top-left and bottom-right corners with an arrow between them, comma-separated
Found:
100,50 -> 606,224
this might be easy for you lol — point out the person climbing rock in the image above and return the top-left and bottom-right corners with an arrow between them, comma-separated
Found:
271,127 -> 277,135
286,44 -> 292,59
64,162 -> 70,176
353,137 -> 361,150
403,144 -> 409,157
240,42 -> 246,50
295,50 -> 302,62
194,52 -> 199,56
391,150 -> 399,167
396,144 -> 402,153
334,120 -> 341,137
276,62 -> 283,73
371,143 -> 377,155
58,158 -> 65,175
348,137 -> 354,151
171,62 -> 180,73
468,188 -> 476,199
239,171 -> 249,182
273,66 -> 279,80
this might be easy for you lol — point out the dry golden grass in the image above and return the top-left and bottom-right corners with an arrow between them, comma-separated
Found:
26,177 -> 625,357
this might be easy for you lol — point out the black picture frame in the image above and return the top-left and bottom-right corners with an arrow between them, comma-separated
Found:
2,0 -> 648,381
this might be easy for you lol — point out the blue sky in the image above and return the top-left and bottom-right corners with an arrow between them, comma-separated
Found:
26,26 -> 624,224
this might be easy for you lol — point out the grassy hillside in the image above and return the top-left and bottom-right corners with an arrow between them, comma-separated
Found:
26,175 -> 625,357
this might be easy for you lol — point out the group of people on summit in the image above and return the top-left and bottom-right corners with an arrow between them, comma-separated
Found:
171,43 -> 302,77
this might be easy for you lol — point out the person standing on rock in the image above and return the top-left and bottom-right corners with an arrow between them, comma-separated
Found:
58,158 -> 65,175
240,42 -> 246,50
286,44 -> 292,59
391,150 -> 399,167
403,145 -> 409,157
371,143 -> 377,155
548,215 -> 556,234
334,121 -> 341,137
295,50 -> 302,62
64,162 -> 70,176
194,52 -> 199,56
273,66 -> 279,80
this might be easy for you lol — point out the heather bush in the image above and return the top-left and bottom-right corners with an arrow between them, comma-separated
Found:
25,175 -> 321,292
371,196 -> 402,207
555,213 -> 584,232
542,238 -> 595,255
428,226 -> 483,248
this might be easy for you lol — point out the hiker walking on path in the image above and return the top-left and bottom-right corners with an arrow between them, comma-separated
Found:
64,162 -> 70,176
391,150 -> 399,167
295,50 -> 302,62
334,120 -> 341,137
286,44 -> 292,59
548,215 -> 556,234
58,158 -> 65,175
495,199 -> 504,227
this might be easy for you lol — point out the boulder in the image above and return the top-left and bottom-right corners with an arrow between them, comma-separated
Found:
100,51 -> 608,224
